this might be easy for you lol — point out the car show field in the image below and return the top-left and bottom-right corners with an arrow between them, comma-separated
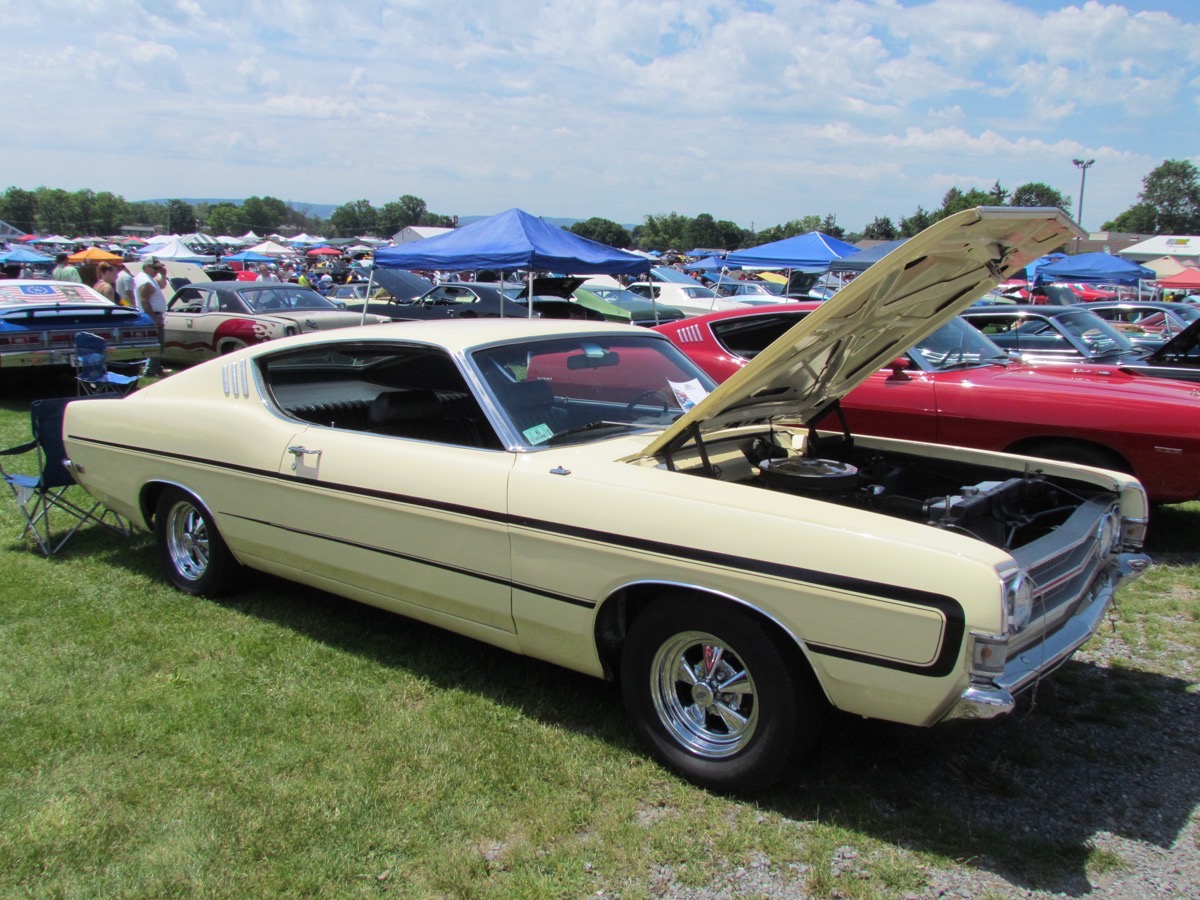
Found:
3,209 -> 1199,896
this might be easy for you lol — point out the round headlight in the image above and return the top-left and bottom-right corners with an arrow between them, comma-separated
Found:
1007,573 -> 1034,632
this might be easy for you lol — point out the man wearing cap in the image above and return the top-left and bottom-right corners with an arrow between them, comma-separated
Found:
136,256 -> 169,375
52,252 -> 82,283
260,263 -> 281,284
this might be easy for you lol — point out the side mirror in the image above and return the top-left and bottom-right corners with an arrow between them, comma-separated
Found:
885,357 -> 911,381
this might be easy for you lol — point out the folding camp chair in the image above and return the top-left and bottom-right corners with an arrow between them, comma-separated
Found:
74,332 -> 141,396
0,396 -> 130,556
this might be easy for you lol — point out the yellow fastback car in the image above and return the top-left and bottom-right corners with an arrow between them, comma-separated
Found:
64,208 -> 1151,792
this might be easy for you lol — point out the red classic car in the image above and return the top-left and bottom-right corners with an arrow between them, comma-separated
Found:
656,303 -> 1200,504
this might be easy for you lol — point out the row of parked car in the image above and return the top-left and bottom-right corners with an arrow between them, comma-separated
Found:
6,256 -> 1200,507
58,207 -> 1154,792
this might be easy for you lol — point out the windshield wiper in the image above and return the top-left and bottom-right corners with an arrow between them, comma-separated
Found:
936,359 -> 986,371
545,421 -> 641,445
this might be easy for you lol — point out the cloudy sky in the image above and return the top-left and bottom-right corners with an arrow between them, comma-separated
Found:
3,0 -> 1198,234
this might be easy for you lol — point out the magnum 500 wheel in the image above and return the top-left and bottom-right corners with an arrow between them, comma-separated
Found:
621,596 -> 824,792
154,488 -> 238,596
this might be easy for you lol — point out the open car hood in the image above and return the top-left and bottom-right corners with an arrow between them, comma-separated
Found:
641,207 -> 1084,459
1144,315 -> 1200,362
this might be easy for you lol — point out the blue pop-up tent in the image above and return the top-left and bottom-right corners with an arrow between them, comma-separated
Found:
829,239 -> 907,273
1035,252 -> 1154,286
726,231 -> 861,270
0,246 -> 53,264
373,208 -> 650,276
223,250 -> 276,264
682,255 -> 735,272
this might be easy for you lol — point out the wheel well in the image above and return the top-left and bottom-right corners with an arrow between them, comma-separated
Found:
1004,437 -> 1131,474
594,584 -> 820,688
138,481 -> 206,529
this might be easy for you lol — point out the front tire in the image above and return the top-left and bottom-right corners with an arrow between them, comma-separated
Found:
621,596 -> 825,792
155,488 -> 238,596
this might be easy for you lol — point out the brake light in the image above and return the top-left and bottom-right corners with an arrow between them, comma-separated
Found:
0,333 -> 43,348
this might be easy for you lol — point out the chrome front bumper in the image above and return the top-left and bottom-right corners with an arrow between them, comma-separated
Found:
944,551 -> 1151,721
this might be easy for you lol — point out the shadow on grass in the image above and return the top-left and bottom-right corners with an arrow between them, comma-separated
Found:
25,501 -> 1200,897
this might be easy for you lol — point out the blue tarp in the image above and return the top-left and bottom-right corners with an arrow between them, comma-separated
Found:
373,208 -> 651,276
726,231 -> 861,270
1035,252 -> 1154,286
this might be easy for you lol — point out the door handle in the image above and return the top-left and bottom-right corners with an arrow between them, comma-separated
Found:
287,445 -> 322,470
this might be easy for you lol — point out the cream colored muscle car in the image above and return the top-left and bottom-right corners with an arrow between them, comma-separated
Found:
63,208 -> 1151,791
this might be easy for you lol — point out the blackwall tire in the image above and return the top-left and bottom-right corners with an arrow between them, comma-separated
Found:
154,488 -> 238,597
621,596 -> 824,793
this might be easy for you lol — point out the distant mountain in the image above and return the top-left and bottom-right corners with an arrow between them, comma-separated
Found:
140,198 -> 340,219
139,201 -> 631,231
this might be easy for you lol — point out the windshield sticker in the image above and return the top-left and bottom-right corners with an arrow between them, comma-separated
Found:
523,423 -> 554,445
668,379 -> 709,412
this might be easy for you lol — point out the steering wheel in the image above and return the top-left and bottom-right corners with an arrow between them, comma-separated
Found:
623,389 -> 672,420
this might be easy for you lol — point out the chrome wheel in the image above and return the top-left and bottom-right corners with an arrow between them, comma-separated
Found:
165,498 -> 210,582
649,630 -> 758,759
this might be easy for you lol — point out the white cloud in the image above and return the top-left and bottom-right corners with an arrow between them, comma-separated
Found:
2,0 -> 1198,230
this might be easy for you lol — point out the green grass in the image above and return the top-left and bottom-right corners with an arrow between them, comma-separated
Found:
1,389 -> 1198,897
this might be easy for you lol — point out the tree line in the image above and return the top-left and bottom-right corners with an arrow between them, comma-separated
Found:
3,160 -> 1196,252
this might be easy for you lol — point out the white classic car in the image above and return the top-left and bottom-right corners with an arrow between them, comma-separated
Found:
163,282 -> 390,365
63,208 -> 1151,791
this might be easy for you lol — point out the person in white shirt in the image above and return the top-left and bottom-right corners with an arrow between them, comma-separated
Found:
136,256 -> 169,375
115,265 -> 136,307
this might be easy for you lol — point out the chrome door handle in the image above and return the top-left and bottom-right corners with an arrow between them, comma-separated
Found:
287,445 -> 322,470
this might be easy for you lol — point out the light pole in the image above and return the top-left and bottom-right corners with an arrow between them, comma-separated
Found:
1072,158 -> 1095,231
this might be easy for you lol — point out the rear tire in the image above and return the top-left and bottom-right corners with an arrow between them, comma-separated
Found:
1021,440 -> 1129,473
621,596 -> 825,793
154,488 -> 238,596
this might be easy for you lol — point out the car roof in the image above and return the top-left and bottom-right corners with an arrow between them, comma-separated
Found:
241,316 -> 648,356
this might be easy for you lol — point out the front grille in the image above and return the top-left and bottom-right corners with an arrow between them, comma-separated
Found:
1008,496 -> 1116,655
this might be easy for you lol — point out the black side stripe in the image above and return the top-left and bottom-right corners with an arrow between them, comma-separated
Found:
232,513 -> 593,609
74,437 -> 964,674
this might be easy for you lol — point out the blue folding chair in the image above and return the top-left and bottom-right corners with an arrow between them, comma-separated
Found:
0,397 -> 130,555
74,332 -> 141,396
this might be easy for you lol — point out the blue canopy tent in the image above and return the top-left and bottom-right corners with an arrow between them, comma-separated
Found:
1035,252 -> 1154,286
726,231 -> 861,271
223,250 -> 276,264
682,255 -> 736,272
373,208 -> 651,276
829,239 -> 907,273
0,246 -> 54,265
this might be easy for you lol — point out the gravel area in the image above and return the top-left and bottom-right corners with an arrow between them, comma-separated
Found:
627,591 -> 1200,899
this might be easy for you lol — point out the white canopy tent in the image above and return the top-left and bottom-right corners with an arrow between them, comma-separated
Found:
247,240 -> 294,256
136,238 -> 214,264
1118,235 -> 1200,262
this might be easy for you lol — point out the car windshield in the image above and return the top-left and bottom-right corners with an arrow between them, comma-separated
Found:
244,287 -> 339,312
1050,311 -> 1137,356
910,319 -> 1011,371
471,334 -> 717,447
